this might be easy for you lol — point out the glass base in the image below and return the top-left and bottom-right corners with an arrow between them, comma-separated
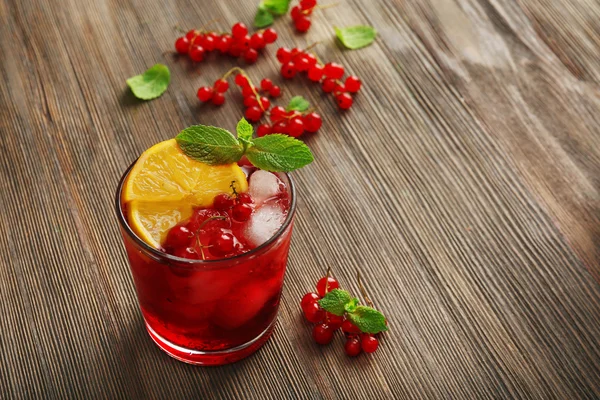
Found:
144,320 -> 275,366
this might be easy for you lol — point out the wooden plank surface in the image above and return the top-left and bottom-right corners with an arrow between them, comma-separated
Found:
1,0 -> 599,398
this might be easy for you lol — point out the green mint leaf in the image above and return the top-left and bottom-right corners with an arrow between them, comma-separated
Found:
237,117 -> 254,142
344,298 -> 359,313
263,0 -> 290,15
318,289 -> 352,316
335,25 -> 377,50
254,4 -> 275,28
176,125 -> 243,165
347,305 -> 388,334
286,96 -> 310,112
246,134 -> 314,172
126,64 -> 170,100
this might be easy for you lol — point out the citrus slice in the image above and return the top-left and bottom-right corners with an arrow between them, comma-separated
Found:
123,139 -> 248,248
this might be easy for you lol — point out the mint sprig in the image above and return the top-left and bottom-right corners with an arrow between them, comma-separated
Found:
126,64 -> 170,100
175,118 -> 313,172
319,289 -> 388,334
254,0 -> 290,28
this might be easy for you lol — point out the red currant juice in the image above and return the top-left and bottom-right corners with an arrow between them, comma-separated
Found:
117,166 -> 295,365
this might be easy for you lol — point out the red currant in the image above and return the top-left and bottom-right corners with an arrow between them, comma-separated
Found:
269,86 -> 281,97
212,92 -> 225,106
321,78 -> 336,93
242,85 -> 257,98
303,112 -> 322,133
209,232 -> 235,256
324,62 -> 345,79
259,96 -> 271,110
301,0 -> 317,9
271,120 -> 289,134
326,313 -> 344,330
316,276 -> 339,296
291,5 -> 303,20
245,106 -> 263,122
232,203 -> 253,222
344,337 -> 362,357
307,65 -> 324,81
189,45 -> 205,62
281,62 -> 297,79
244,96 -> 259,108
336,93 -> 353,110
288,117 -> 304,138
301,292 -> 320,308
238,35 -> 251,50
250,33 -> 265,49
303,301 -> 325,323
244,48 -> 259,64
295,16 -> 311,33
235,73 -> 249,87
342,320 -> 362,335
263,28 -> 278,43
257,123 -> 271,137
313,324 -> 334,345
228,45 -> 244,58
334,82 -> 346,94
296,56 -> 310,71
345,75 -> 361,93
197,86 -> 213,102
201,35 -> 216,51
237,192 -> 254,204
165,224 -> 192,249
213,193 -> 235,210
270,106 -> 286,121
361,334 -> 379,353
185,30 -> 198,40
260,78 -> 273,91
232,22 -> 248,39
305,53 -> 317,66
173,246 -> 200,260
217,35 -> 233,53
213,79 -> 229,93
276,47 -> 292,64
175,36 -> 190,54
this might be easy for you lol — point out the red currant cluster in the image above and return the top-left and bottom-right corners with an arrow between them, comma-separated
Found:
175,23 -> 278,65
276,47 -> 361,110
301,275 -> 381,357
291,0 -> 317,33
197,68 -> 281,109
259,108 -> 322,138
163,190 -> 254,260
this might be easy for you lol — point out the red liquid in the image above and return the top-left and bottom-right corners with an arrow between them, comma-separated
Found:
117,169 -> 294,365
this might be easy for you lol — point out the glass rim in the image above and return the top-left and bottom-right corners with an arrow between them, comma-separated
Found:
115,160 -> 297,266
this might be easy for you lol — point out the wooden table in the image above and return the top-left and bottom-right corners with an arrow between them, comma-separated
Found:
2,0 -> 600,398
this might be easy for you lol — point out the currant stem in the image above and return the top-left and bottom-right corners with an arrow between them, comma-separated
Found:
357,271 -> 375,308
314,2 -> 341,10
304,42 -> 321,52
324,266 -> 332,293
220,67 -> 266,111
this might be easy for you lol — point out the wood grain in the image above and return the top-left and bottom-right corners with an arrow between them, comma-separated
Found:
1,0 -> 599,398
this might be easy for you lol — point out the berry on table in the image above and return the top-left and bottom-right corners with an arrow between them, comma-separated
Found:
269,86 -> 281,98
217,34 -> 233,53
281,62 -> 297,79
263,28 -> 278,43
276,47 -> 292,64
244,96 -> 259,108
270,106 -> 286,121
245,106 -> 263,122
211,92 -> 225,106
308,65 -> 324,81
361,334 -> 379,353
260,78 -> 273,91
336,92 -> 353,110
326,313 -> 344,330
189,45 -> 205,62
345,75 -> 362,93
316,276 -> 340,297
197,86 -> 213,102
303,301 -> 325,323
250,33 -> 266,49
287,117 -> 305,138
242,85 -> 256,98
295,16 -> 311,33
344,337 -> 362,357
271,120 -> 289,134
301,292 -> 321,309
313,323 -> 334,345
232,22 -> 248,39
342,320 -> 362,335
300,0 -> 317,9
235,73 -> 249,87
324,62 -> 345,79
175,36 -> 190,54
303,112 -> 322,133
259,96 -> 271,110
244,48 -> 259,64
214,79 -> 229,93
185,30 -> 198,40
321,78 -> 336,93
257,124 -> 271,137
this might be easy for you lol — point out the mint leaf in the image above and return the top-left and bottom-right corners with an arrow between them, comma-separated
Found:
254,4 -> 274,28
318,289 -> 352,316
176,125 -> 243,165
335,25 -> 377,50
263,0 -> 290,15
347,306 -> 388,334
344,297 -> 359,313
126,64 -> 170,100
286,96 -> 309,112
246,134 -> 313,172
237,117 -> 253,142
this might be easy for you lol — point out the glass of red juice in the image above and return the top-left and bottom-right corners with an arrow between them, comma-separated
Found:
115,163 -> 296,365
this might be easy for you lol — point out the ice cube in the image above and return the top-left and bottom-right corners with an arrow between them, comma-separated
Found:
248,170 -> 281,204
245,203 -> 286,247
